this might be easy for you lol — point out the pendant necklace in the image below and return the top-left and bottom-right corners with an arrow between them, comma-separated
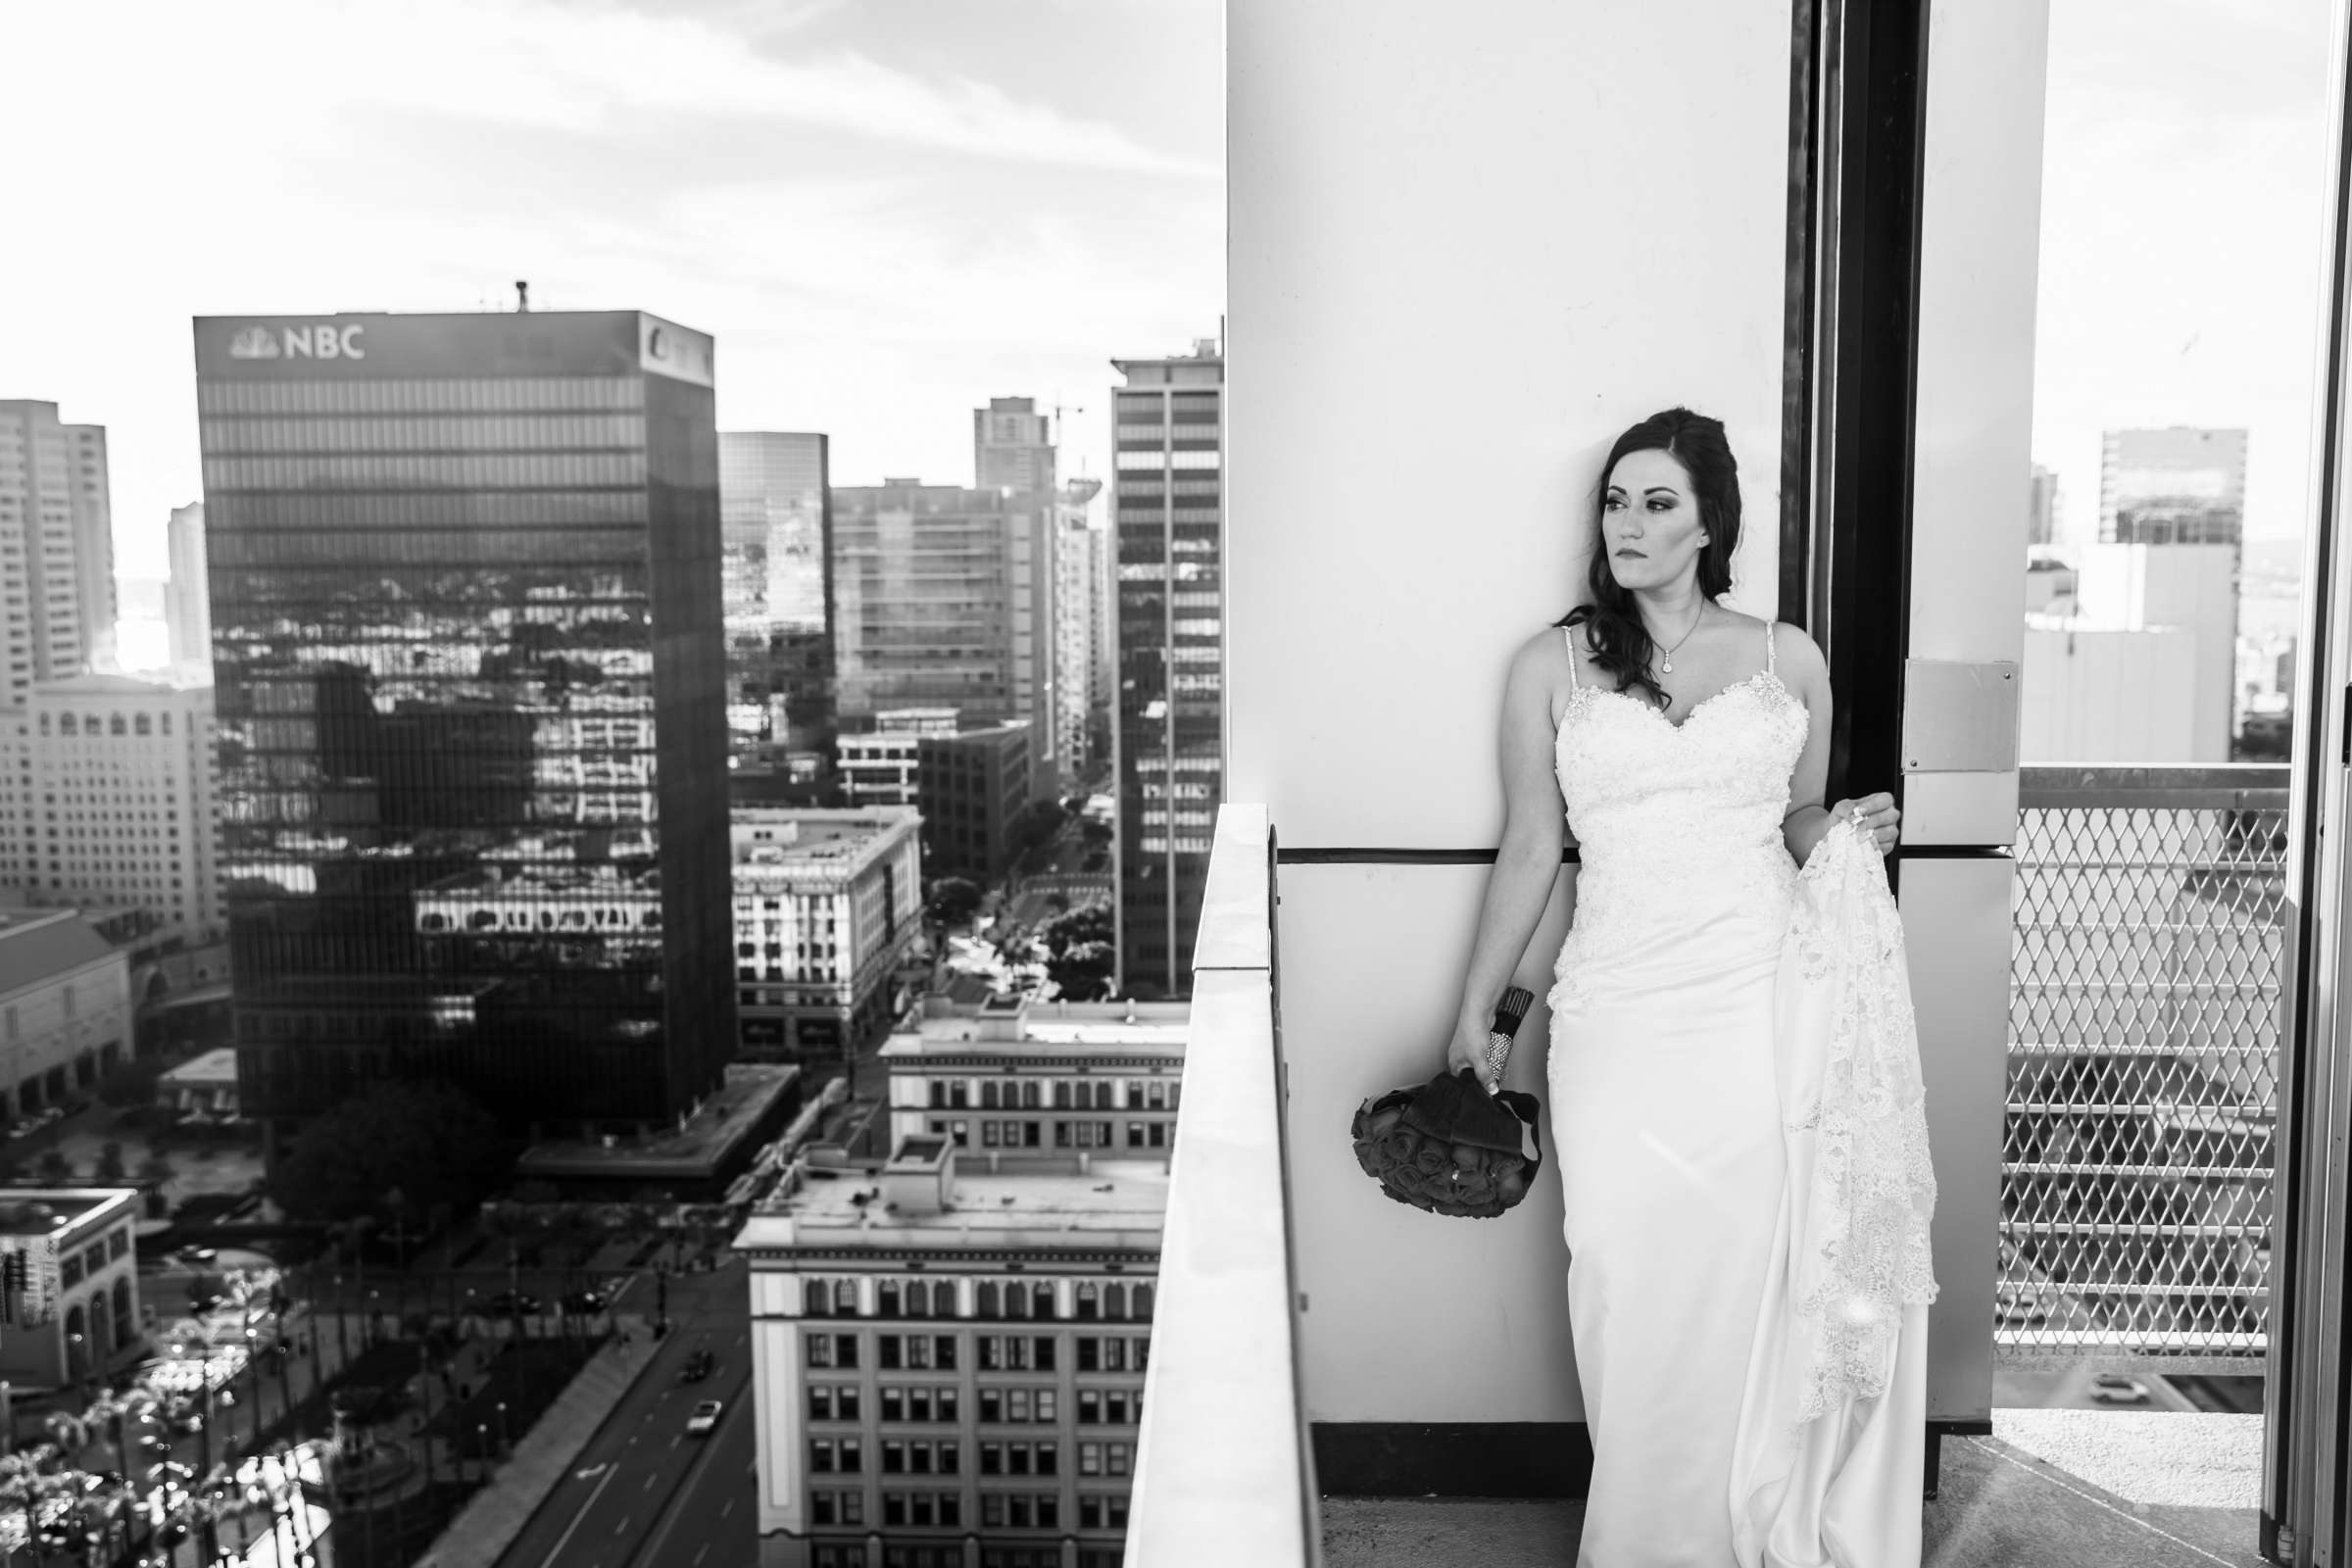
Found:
1655,604 -> 1704,674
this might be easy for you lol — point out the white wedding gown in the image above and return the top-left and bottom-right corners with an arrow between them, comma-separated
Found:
1546,619 -> 1927,1567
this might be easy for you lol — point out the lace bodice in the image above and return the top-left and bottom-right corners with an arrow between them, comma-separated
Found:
1548,620 -> 1810,1012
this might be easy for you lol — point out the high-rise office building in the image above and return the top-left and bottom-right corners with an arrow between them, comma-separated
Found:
2099,427 -> 2248,546
192,310 -> 733,1138
915,721 -> 1038,884
729,805 -> 923,1065
0,675 -> 221,934
720,433 -> 837,791
166,503 -> 212,676
2029,465 -> 2059,551
975,397 -> 1056,495
0,402 -> 115,705
1109,338 -> 1223,1001
1052,480 -> 1104,779
1087,520 -> 1114,775
832,480 -> 1059,797
837,709 -> 959,808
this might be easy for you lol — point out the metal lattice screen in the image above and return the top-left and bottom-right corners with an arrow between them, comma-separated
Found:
2000,766 -> 2286,1371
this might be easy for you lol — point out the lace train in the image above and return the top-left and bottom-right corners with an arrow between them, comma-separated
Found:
1728,812 -> 1937,1568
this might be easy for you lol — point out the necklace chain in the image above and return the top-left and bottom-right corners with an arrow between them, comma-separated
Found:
1653,604 -> 1704,674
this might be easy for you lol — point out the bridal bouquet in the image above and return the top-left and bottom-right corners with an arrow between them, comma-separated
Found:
1350,1066 -> 1543,1219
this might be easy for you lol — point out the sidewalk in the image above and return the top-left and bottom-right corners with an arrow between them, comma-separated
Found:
412,1313 -> 658,1568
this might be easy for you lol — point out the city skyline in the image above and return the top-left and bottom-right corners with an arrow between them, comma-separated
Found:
4,0 -> 2333,607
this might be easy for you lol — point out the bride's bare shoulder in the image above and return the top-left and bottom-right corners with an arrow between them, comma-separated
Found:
1514,617 -> 1588,685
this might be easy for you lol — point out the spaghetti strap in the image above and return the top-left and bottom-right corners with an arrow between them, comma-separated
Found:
1565,624 -> 1581,688
1765,619 -> 1777,676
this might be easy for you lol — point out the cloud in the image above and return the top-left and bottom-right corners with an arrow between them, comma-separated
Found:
13,0 -> 1213,178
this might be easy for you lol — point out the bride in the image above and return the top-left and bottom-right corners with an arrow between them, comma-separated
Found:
1444,406 -> 1918,1566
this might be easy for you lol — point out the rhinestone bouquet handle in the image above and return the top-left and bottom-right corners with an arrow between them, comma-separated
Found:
1483,986 -> 1535,1091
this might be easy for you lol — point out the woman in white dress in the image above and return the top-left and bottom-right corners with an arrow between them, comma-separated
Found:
1444,407 -> 1907,1567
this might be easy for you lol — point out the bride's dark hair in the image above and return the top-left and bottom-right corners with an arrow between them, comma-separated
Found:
1555,406 -> 1741,710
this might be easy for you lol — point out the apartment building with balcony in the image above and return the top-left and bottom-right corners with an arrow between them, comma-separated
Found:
736,1133 -> 1161,1568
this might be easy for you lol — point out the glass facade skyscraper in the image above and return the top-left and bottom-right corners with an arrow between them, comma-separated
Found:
1110,339 -> 1223,1001
719,432 -> 836,793
830,480 -> 1058,789
193,311 -> 733,1137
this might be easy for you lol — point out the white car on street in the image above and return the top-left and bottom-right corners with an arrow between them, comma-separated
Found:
685,1399 -> 723,1437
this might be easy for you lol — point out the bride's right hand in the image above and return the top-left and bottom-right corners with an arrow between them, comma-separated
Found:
1445,1017 -> 1499,1095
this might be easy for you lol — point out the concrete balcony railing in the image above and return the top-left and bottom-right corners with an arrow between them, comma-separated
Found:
1125,803 -> 1319,1567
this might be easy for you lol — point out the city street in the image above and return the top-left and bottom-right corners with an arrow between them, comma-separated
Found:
495,1258 -> 757,1568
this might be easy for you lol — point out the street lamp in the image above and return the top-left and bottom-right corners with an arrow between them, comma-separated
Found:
495,1400 -> 508,1454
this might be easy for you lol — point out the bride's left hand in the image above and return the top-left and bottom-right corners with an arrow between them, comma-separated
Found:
1831,792 -> 1900,856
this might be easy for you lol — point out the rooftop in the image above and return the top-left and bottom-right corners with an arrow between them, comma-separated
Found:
738,1153 -> 1169,1250
0,910 -> 121,995
0,1191 -> 139,1241
516,1063 -> 802,1180
731,807 -> 916,869
26,672 -> 194,699
158,1047 -> 238,1088
882,995 -> 1191,1059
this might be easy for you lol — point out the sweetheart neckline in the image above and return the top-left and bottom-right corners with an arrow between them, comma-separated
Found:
1558,667 -> 1795,737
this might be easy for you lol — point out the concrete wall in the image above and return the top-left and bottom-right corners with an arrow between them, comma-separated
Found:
2021,624 -> 2200,761
1230,0 -> 2047,1434
1230,0 -> 1797,1428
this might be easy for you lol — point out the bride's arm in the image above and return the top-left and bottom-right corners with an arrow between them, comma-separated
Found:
1448,634 -> 1570,1073
1776,622 -> 1842,866
1776,620 -> 1901,862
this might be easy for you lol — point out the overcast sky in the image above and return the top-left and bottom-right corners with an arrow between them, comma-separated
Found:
0,0 -> 1224,579
2033,0 -> 2337,546
0,0 -> 2334,587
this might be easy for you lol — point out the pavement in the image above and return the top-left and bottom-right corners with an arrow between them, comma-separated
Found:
415,1311 -> 662,1568
2,1095 -> 264,1212
487,1256 -> 757,1568
1318,1415 -> 2270,1568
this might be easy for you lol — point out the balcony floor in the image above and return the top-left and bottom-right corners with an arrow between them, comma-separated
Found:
1320,1411 -> 2266,1567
